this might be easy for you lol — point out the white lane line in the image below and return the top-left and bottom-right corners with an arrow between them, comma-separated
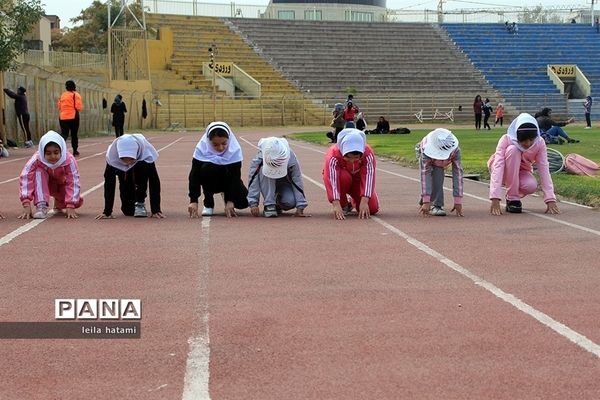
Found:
373,216 -> 600,359
0,156 -> 28,165
182,216 -> 211,400
289,142 -> 600,236
0,137 -> 184,248
302,163 -> 600,359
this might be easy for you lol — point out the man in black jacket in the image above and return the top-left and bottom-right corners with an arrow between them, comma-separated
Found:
3,86 -> 33,147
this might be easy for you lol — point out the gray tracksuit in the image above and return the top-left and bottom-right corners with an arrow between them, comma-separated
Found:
247,151 -> 308,210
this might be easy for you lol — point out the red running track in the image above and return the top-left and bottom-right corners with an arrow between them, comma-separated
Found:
1,128 -> 599,399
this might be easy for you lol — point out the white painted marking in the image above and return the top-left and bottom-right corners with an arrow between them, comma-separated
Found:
0,156 -> 28,165
181,216 -> 211,400
373,217 -> 600,359
297,145 -> 600,359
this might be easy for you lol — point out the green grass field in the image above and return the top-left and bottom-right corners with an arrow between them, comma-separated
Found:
290,127 -> 600,207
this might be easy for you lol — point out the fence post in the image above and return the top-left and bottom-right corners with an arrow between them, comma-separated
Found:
281,96 -> 285,126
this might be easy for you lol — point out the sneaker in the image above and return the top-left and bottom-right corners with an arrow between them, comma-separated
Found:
33,203 -> 48,219
430,206 -> 447,216
567,138 -> 580,143
585,126 -> 592,129
263,205 -> 278,218
342,204 -> 353,216
73,150 -> 80,156
201,206 -> 214,216
25,140 -> 33,148
506,200 -> 522,213
134,202 -> 147,217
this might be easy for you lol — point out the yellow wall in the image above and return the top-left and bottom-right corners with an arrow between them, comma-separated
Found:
147,27 -> 173,70
110,80 -> 152,92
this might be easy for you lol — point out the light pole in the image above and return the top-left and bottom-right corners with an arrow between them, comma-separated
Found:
208,41 -> 217,121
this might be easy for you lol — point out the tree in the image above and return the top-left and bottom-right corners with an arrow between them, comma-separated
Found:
0,0 -> 44,71
52,0 -> 144,53
0,0 -> 44,142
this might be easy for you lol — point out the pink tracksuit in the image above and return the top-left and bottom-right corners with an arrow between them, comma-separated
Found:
488,134 -> 556,203
19,140 -> 83,209
323,144 -> 379,214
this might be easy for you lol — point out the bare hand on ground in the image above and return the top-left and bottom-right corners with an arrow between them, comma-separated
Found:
490,199 -> 502,216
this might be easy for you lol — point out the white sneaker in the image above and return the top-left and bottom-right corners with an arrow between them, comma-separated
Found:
134,202 -> 147,217
25,140 -> 33,148
33,206 -> 48,219
430,206 -> 447,216
201,207 -> 214,216
585,126 -> 592,129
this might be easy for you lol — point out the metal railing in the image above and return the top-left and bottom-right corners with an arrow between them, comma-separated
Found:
19,50 -> 108,70
145,0 -> 589,24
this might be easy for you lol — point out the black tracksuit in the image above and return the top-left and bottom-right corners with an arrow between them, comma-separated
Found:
3,88 -> 32,141
188,158 -> 248,209
102,161 -> 161,216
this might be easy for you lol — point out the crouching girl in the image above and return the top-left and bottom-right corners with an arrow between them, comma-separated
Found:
188,122 -> 249,218
96,134 -> 164,219
19,130 -> 83,219
323,128 -> 379,220
489,113 -> 559,215
247,137 -> 308,217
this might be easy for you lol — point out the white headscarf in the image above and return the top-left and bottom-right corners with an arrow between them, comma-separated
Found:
337,128 -> 366,156
38,130 -> 67,169
507,113 -> 541,152
193,121 -> 243,165
106,133 -> 159,171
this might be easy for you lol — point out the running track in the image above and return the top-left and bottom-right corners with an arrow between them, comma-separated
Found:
1,128 -> 599,399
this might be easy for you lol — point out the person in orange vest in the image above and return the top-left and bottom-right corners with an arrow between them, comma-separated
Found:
57,80 -> 84,156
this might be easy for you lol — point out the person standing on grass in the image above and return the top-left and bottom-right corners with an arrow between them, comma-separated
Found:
583,96 -> 593,129
416,128 -> 464,217
3,86 -> 33,147
483,98 -> 493,130
488,113 -> 559,215
494,102 -> 505,127
473,95 -> 483,130
57,80 -> 84,156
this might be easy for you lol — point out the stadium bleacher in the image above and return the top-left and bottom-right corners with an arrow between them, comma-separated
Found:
443,23 -> 600,119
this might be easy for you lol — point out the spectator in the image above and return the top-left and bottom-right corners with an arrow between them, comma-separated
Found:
343,101 -> 359,123
355,112 -> 367,131
536,108 -> 579,144
374,116 -> 390,134
483,98 -> 493,130
595,17 -> 599,33
327,103 -> 345,143
110,94 -> 127,138
0,139 -> 8,158
583,96 -> 593,129
3,86 -> 33,147
57,80 -> 84,156
473,95 -> 483,130
494,102 -> 505,127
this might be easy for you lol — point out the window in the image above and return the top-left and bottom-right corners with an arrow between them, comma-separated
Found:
304,9 -> 322,20
345,11 -> 373,22
278,10 -> 295,20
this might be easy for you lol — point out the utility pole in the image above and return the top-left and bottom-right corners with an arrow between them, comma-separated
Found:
208,41 -> 217,121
